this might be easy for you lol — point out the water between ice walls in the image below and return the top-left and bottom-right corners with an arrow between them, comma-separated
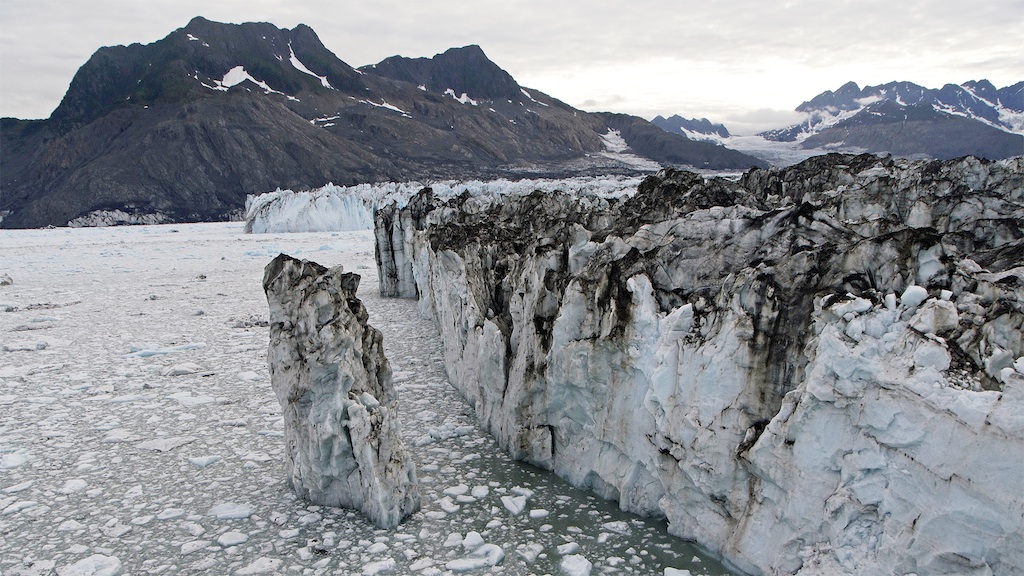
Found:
374,155 -> 1024,575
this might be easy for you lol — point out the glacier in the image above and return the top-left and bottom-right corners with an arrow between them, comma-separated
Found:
374,153 -> 1024,575
263,253 -> 420,528
243,176 -> 643,234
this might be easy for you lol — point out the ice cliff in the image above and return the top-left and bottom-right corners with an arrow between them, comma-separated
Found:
263,254 -> 419,528
374,154 -> 1024,574
243,176 -> 641,234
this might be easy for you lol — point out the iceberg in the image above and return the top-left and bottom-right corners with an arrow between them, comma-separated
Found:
263,254 -> 420,528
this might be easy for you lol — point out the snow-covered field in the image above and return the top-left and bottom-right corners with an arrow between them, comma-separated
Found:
0,223 -> 733,576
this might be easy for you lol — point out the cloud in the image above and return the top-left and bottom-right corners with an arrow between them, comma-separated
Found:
720,108 -> 807,136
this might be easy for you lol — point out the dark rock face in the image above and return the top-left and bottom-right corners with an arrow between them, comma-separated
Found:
263,254 -> 419,529
0,18 -> 765,229
360,45 -> 523,102
651,115 -> 731,138
598,113 -> 763,170
760,79 -> 1024,160
374,154 -> 1024,574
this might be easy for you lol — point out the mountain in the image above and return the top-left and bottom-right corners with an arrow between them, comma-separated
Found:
651,115 -> 730,140
760,80 -> 1024,159
598,113 -> 752,168
0,17 -> 766,229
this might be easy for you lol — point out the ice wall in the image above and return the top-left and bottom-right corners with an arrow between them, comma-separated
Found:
244,176 -> 642,234
263,254 -> 419,528
374,154 -> 1024,574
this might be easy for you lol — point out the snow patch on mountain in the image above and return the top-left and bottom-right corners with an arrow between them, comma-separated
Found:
288,43 -> 332,89
203,66 -> 297,101
358,99 -> 409,116
444,89 -> 478,106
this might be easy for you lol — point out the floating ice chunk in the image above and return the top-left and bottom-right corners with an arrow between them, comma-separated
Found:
665,569 -> 693,576
58,519 -> 85,531
529,509 -> 549,519
501,495 -> 527,515
58,554 -> 122,576
437,496 -> 460,513
168,391 -> 218,406
188,455 -> 221,468
1015,357 -> 1024,375
446,544 -> 505,571
900,285 -> 929,309
361,558 -> 396,575
511,486 -> 535,498
471,485 -> 489,498
217,531 -> 249,546
157,508 -> 185,520
601,521 -> 631,534
443,484 -> 470,496
558,542 -> 581,555
207,502 -> 254,519
161,362 -> 203,376
462,531 -> 485,549
236,371 -> 262,381
2,340 -> 48,351
2,500 -> 37,515
101,523 -> 131,538
101,428 -> 134,443
180,540 -> 209,554
410,558 -> 435,571
561,554 -> 593,576
137,436 -> 196,451
517,542 -> 544,562
444,532 -> 463,547
0,452 -> 30,469
236,557 -> 285,575
3,480 -> 33,493
124,342 -> 206,357
366,542 -> 389,554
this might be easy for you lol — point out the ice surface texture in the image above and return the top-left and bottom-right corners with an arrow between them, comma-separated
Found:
375,153 -> 1024,574
263,254 -> 419,528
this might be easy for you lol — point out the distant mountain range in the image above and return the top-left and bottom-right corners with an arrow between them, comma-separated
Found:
0,17 -> 763,229
761,80 -> 1023,159
651,115 -> 730,141
654,80 -> 1023,161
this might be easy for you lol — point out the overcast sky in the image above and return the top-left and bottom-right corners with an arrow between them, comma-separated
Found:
2,0 -> 1021,134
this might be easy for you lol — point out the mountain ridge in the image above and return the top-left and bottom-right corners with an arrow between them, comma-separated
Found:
758,79 -> 1024,159
0,17 -> 766,228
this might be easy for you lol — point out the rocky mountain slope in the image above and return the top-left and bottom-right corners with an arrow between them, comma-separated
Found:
760,80 -> 1024,159
374,153 -> 1024,575
0,17 -> 764,229
651,114 -> 731,140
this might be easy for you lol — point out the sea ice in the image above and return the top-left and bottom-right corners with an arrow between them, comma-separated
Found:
207,502 -> 254,520
561,554 -> 593,576
57,554 -> 122,576
501,495 -> 527,515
